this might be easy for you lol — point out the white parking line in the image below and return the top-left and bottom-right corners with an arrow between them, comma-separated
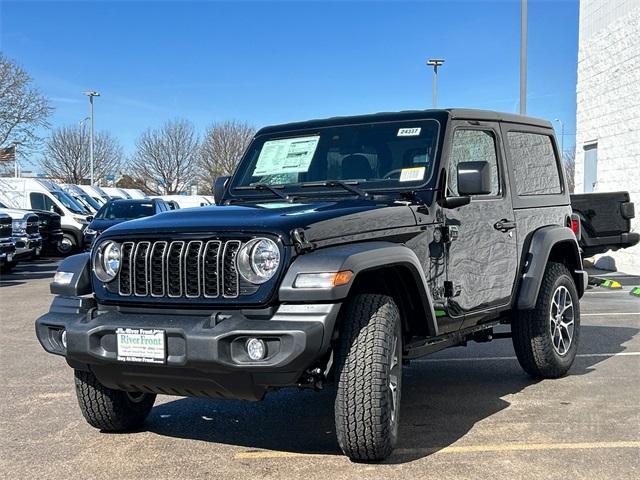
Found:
413,352 -> 640,363
582,312 -> 639,316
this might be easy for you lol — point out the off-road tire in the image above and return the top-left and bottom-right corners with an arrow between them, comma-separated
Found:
512,262 -> 580,379
334,293 -> 402,462
74,370 -> 156,431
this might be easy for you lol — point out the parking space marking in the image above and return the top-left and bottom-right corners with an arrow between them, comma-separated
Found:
413,352 -> 640,363
234,441 -> 640,459
582,312 -> 639,316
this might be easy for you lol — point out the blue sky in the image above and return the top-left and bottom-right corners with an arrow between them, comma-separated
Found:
1,0 -> 579,169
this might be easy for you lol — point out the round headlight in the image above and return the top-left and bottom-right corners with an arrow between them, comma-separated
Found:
237,238 -> 280,284
94,240 -> 121,282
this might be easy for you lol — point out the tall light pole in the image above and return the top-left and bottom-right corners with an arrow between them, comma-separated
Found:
520,0 -> 527,114
427,59 -> 445,108
83,91 -> 100,185
555,118 -> 565,158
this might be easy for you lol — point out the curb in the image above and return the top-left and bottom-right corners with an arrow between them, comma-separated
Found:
630,287 -> 640,297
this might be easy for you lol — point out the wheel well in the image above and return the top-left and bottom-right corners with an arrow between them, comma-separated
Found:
547,240 -> 583,292
350,265 -> 433,339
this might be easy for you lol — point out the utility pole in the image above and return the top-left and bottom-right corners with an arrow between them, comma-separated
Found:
83,91 -> 100,185
427,59 -> 445,108
12,141 -> 20,178
520,0 -> 527,114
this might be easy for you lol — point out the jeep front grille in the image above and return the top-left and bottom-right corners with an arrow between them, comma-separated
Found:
117,239 -> 246,299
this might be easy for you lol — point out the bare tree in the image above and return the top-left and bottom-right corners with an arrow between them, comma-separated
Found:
40,125 -> 124,184
563,150 -> 575,193
0,53 -> 52,149
199,120 -> 255,189
130,119 -> 200,194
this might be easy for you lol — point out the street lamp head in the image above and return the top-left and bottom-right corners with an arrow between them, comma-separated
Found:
83,91 -> 100,97
427,59 -> 445,67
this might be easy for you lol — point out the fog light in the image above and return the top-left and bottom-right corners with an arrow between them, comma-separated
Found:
61,330 -> 67,349
246,338 -> 266,361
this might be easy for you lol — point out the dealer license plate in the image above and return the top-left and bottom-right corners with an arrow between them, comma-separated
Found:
116,328 -> 165,364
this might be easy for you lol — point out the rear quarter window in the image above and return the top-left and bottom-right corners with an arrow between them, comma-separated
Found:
507,131 -> 562,195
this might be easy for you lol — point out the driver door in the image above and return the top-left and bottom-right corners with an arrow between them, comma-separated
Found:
443,122 -> 518,328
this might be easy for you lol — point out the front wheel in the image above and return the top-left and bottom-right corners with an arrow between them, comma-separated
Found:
56,233 -> 77,256
74,370 -> 156,431
512,262 -> 580,378
334,293 -> 402,462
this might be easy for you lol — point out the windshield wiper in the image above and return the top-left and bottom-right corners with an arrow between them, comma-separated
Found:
236,183 -> 289,200
300,180 -> 369,199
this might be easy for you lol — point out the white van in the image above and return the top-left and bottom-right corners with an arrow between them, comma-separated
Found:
122,188 -> 148,199
77,185 -> 109,205
60,184 -> 102,214
0,178 -> 91,255
101,187 -> 131,199
153,195 -> 211,209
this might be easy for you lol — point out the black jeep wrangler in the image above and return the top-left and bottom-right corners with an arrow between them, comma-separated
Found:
36,109 -> 587,461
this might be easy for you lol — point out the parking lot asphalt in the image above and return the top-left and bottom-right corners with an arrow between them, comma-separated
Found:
1,258 -> 639,480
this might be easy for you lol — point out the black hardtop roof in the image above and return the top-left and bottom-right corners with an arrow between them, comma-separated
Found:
256,108 -> 552,135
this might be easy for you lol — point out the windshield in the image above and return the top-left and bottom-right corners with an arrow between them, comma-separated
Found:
79,193 -> 101,211
230,120 -> 440,196
96,201 -> 155,220
51,190 -> 89,214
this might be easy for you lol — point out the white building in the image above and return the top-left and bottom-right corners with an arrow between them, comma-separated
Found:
575,0 -> 640,274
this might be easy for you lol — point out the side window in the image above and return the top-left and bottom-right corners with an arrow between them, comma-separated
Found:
30,192 -> 47,210
448,129 -> 500,196
507,132 -> 562,195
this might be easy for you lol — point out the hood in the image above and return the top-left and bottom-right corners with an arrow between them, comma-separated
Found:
0,208 -> 37,221
101,199 -> 419,244
88,218 -> 128,233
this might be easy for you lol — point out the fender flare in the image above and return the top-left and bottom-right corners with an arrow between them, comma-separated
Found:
516,225 -> 586,310
279,241 -> 438,336
50,252 -> 92,296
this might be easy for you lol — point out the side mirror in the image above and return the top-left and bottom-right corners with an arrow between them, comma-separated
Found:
213,176 -> 230,205
457,161 -> 491,196
86,216 -> 94,223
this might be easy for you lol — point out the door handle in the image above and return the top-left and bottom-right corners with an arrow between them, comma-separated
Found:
494,219 -> 516,232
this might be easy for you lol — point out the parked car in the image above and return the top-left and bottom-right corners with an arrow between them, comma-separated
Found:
60,184 -> 103,214
0,201 -> 64,255
83,198 -> 170,249
40,108 -> 634,462
101,187 -> 131,199
0,213 -> 16,272
77,185 -> 109,205
0,206 -> 41,269
0,178 -> 90,255
121,188 -> 148,199
152,194 -> 211,208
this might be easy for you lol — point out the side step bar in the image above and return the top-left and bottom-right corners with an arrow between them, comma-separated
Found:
404,321 -> 509,359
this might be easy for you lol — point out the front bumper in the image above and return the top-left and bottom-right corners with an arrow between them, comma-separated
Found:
0,240 -> 16,264
36,297 -> 341,400
13,235 -> 42,259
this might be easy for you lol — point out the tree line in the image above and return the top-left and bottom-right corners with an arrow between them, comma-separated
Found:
0,53 -> 254,194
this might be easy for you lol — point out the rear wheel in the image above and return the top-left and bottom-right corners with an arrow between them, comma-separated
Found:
334,293 -> 402,462
512,262 -> 580,378
74,370 -> 156,431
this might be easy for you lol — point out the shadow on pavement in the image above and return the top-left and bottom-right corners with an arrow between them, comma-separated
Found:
144,324 -> 638,463
0,258 -> 58,287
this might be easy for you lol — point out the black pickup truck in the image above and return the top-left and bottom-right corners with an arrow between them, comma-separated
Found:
570,192 -> 638,257
38,109 -> 596,461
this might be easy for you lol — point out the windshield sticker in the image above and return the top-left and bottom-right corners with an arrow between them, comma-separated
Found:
397,127 -> 421,137
399,166 -> 426,182
252,135 -> 320,177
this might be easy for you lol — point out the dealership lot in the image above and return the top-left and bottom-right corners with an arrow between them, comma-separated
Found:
1,259 -> 638,479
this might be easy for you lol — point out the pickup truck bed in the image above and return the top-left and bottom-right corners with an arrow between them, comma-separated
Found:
571,192 -> 639,257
